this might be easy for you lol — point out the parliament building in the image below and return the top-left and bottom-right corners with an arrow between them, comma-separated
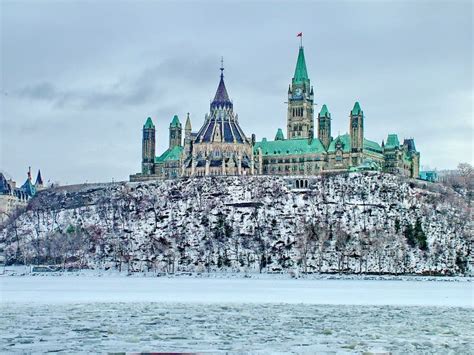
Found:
130,44 -> 420,182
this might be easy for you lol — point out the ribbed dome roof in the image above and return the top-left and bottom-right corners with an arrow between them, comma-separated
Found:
194,68 -> 249,145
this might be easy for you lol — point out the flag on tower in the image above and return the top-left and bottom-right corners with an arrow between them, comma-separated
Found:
297,32 -> 302,37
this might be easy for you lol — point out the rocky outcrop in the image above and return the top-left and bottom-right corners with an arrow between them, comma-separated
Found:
1,172 -> 471,275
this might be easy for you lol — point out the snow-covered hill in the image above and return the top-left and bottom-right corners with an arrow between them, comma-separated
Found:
1,172 -> 471,275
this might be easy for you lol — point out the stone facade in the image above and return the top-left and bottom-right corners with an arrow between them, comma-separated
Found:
130,45 -> 420,182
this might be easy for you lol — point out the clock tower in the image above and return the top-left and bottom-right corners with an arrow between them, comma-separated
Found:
287,45 -> 314,140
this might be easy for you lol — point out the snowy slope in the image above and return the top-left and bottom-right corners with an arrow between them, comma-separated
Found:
1,172 -> 471,275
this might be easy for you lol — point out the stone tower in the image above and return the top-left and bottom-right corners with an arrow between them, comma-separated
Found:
184,112 -> 192,156
287,45 -> 314,140
350,102 -> 364,153
318,104 -> 331,149
142,117 -> 155,175
169,115 -> 182,148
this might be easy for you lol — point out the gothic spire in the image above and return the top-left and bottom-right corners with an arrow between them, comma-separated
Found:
185,113 -> 191,131
35,169 -> 43,186
211,58 -> 232,110
293,46 -> 309,84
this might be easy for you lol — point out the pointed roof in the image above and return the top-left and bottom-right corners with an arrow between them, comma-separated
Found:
319,104 -> 331,117
386,134 -> 400,148
213,75 -> 230,103
351,102 -> 363,116
293,46 -> 309,84
20,177 -> 36,197
35,170 -> 43,185
170,115 -> 181,128
185,113 -> 191,130
143,117 -> 155,129
0,173 -> 12,194
211,68 -> 232,110
275,128 -> 285,141
403,138 -> 417,152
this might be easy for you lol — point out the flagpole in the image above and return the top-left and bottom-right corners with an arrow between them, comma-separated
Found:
300,33 -> 302,47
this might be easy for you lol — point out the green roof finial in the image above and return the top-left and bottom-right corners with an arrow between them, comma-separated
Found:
319,104 -> 330,117
293,46 -> 309,84
143,117 -> 155,129
170,115 -> 181,127
351,102 -> 363,116
275,128 -> 285,141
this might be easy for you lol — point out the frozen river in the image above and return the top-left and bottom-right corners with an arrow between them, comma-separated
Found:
1,276 -> 472,353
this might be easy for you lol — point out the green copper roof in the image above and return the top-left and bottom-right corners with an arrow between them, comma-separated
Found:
293,47 -> 309,84
254,137 -> 325,156
143,117 -> 155,129
319,104 -> 330,117
328,134 -> 352,153
386,134 -> 400,148
274,128 -> 285,141
155,145 -> 183,163
20,178 -> 36,197
363,138 -> 383,155
327,134 -> 383,156
351,102 -> 363,116
170,115 -> 181,127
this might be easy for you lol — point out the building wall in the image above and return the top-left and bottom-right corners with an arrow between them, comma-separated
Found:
0,194 -> 27,223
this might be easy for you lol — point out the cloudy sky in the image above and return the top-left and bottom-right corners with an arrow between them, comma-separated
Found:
1,0 -> 472,184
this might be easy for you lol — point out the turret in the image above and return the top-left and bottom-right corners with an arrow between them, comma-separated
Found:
350,102 -> 364,153
20,167 -> 36,197
142,117 -> 155,175
169,115 -> 182,148
318,104 -> 331,149
35,169 -> 44,190
275,128 -> 285,141
184,113 -> 192,156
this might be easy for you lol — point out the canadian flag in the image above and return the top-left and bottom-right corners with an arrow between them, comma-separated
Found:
297,32 -> 302,37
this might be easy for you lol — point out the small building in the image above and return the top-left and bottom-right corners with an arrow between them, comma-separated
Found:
419,171 -> 439,182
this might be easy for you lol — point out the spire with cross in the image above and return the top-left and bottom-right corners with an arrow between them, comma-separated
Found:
211,56 -> 232,110
220,56 -> 224,78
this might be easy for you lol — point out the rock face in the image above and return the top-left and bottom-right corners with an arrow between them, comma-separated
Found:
0,172 -> 471,275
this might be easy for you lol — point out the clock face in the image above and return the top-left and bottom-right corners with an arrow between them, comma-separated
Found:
294,88 -> 303,97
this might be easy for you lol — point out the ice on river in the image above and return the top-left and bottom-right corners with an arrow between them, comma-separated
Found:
1,276 -> 472,353
1,276 -> 472,306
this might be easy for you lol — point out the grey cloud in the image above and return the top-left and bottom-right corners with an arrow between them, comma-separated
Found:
15,51 -> 220,111
1,0 -> 472,183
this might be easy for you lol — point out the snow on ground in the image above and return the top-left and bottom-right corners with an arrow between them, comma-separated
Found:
1,276 -> 472,353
